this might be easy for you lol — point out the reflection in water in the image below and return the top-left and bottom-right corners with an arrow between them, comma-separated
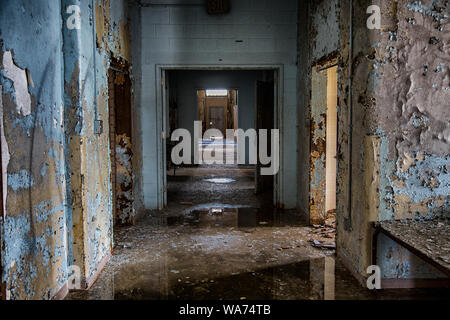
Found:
165,207 -> 306,228
66,205 -> 450,301
204,178 -> 236,184
114,260 -> 325,300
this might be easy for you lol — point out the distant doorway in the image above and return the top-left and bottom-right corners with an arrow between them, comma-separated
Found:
158,67 -> 280,209
197,89 -> 238,137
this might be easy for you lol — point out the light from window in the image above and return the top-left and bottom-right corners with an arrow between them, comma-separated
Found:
206,89 -> 228,96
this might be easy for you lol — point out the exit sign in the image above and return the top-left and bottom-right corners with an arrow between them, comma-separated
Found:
206,0 -> 230,14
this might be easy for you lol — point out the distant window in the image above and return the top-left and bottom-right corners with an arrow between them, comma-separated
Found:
206,89 -> 228,96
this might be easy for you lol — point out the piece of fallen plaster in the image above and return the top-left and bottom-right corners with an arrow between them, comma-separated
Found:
0,85 -> 9,217
2,51 -> 31,116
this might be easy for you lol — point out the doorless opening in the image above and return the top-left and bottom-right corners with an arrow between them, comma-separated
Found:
160,68 -> 279,209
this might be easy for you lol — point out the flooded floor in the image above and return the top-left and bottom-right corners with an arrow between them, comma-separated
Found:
67,163 -> 450,300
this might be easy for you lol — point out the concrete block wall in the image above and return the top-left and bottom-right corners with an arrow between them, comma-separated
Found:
134,0 -> 299,209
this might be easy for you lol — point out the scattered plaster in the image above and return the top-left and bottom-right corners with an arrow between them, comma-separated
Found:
2,51 -> 31,116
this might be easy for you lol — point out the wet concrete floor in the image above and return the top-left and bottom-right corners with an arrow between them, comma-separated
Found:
67,164 -> 450,300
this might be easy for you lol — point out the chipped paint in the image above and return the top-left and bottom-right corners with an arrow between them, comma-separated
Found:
115,134 -> 134,225
309,66 -> 328,225
2,51 -> 31,116
7,170 -> 34,191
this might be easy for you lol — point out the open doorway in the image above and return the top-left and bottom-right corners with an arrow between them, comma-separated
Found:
196,89 -> 238,165
197,89 -> 237,137
309,61 -> 338,227
163,69 -> 277,211
108,58 -> 134,226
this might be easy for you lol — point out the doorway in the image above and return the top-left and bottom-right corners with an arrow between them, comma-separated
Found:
309,61 -> 338,226
108,58 -> 134,226
197,89 -> 238,137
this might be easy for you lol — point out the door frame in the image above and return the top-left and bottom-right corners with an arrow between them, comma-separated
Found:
156,64 -> 284,209
309,58 -> 339,225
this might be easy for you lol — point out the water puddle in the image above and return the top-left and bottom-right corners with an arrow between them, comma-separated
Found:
165,207 -> 306,228
204,178 -> 236,184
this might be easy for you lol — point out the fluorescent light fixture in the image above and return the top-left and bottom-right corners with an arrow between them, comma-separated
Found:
206,89 -> 228,96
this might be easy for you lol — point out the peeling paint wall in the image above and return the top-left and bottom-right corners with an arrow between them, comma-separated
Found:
115,134 -> 134,224
0,0 -> 132,299
300,0 -> 448,282
334,0 -> 381,279
309,67 -> 328,224
371,0 -> 449,280
135,0 -> 299,209
109,65 -> 134,226
335,0 -> 449,280
62,0 -> 131,287
297,0 -> 340,219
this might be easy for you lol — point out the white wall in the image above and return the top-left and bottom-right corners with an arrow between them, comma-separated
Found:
137,0 -> 298,209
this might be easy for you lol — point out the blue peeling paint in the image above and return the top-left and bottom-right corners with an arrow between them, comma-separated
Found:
407,1 -> 450,22
394,154 -> 450,203
8,170 -> 35,191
